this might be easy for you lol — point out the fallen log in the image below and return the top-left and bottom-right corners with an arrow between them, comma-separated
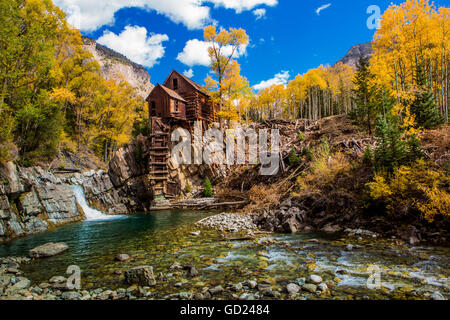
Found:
52,168 -> 81,174
150,200 -> 248,212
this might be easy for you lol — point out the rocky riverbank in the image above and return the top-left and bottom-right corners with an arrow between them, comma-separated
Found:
0,211 -> 449,301
1,238 -> 447,301
252,197 -> 449,246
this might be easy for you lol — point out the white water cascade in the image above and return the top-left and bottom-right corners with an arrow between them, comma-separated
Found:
71,185 -> 116,221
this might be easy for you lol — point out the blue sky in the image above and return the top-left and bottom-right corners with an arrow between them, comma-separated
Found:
54,0 -> 449,90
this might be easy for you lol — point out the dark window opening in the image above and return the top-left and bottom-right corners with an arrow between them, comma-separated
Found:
151,101 -> 156,116
175,101 -> 179,112
173,78 -> 178,90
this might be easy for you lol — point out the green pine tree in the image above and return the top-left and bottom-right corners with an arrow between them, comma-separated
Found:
374,114 -> 407,171
406,134 -> 424,161
204,178 -> 213,197
410,65 -> 444,129
362,145 -> 374,166
351,56 -> 378,135
289,146 -> 302,166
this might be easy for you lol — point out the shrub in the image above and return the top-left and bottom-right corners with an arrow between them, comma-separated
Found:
298,132 -> 306,142
296,152 -> 351,194
289,147 -> 302,166
204,178 -> 213,197
245,184 -> 282,212
132,118 -> 151,137
362,145 -> 374,166
303,147 -> 314,162
185,183 -> 192,193
367,160 -> 450,222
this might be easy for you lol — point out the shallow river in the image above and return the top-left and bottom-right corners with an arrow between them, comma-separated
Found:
0,211 -> 449,300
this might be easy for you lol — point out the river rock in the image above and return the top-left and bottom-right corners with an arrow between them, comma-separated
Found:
245,280 -> 257,289
257,283 -> 271,292
62,291 -> 82,300
322,224 -> 342,234
209,286 -> 224,295
193,293 -> 204,300
49,276 -> 67,284
308,275 -> 323,284
29,242 -> 69,258
286,283 -> 300,294
430,292 -> 447,300
318,283 -> 328,291
0,274 -> 13,292
302,283 -> 317,293
124,266 -> 156,286
231,283 -> 243,291
239,293 -> 251,300
5,278 -> 30,294
196,213 -> 257,232
115,254 -> 131,262
170,262 -> 183,270
294,277 -> 306,286
184,265 -> 198,277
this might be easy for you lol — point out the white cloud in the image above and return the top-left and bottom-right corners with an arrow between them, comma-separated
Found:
54,0 -> 278,32
183,69 -> 194,78
316,3 -> 332,15
253,8 -> 266,20
177,39 -> 212,67
253,71 -> 290,91
97,26 -> 169,68
177,39 -> 248,67
209,0 -> 277,13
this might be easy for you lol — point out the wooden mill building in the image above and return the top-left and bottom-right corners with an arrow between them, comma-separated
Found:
146,70 -> 216,199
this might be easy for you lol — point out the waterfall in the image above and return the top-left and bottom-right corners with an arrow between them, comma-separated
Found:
71,185 -> 116,221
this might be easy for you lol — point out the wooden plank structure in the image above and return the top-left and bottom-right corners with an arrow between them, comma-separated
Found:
146,70 -> 217,199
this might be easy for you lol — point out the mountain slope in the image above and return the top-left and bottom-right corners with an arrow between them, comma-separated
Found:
335,42 -> 373,69
82,36 -> 154,99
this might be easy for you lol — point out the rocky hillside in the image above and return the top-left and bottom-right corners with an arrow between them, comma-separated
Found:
82,36 -> 154,99
335,42 -> 373,69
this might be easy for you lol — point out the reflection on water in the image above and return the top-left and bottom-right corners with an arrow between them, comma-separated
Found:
0,210 -> 449,300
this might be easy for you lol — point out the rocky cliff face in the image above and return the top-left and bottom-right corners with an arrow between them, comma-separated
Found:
108,130 -> 228,204
336,42 -> 373,69
0,162 -> 133,243
82,37 -> 154,99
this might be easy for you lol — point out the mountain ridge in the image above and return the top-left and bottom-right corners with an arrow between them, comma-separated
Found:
82,36 -> 154,99
335,42 -> 373,69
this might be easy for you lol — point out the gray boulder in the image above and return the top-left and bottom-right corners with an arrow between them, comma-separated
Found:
302,283 -> 317,293
29,242 -> 69,258
115,254 -> 131,262
124,266 -> 156,286
62,291 -> 82,300
5,278 -> 30,294
286,283 -> 300,294
308,275 -> 323,284
430,292 -> 447,300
